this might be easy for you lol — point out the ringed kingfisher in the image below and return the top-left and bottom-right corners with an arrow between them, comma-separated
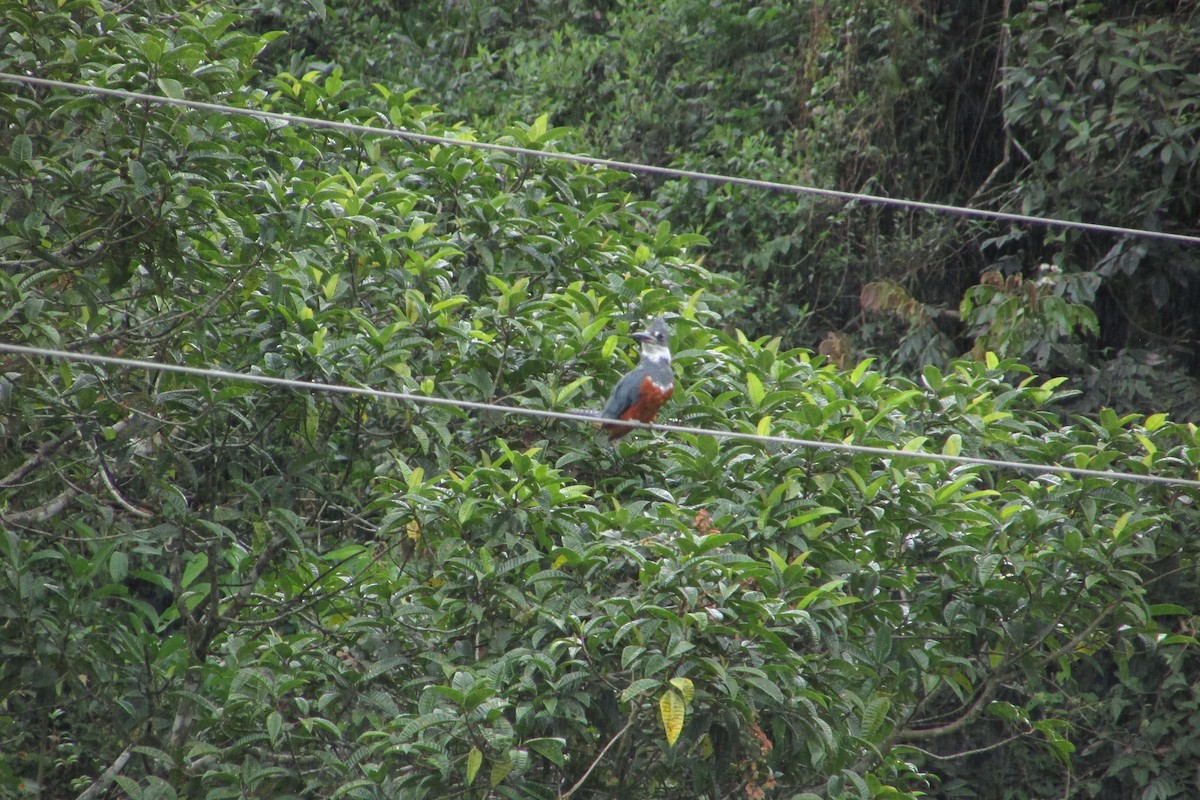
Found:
599,316 -> 674,440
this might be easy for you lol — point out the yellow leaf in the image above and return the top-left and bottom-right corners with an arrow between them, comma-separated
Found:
659,689 -> 686,746
466,746 -> 482,786
668,677 -> 695,704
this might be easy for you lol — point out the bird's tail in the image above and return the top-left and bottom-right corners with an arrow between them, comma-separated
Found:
574,408 -> 605,429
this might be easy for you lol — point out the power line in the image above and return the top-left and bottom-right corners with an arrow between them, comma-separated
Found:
3,72 -> 1200,247
2,341 -> 1197,490
3,75 -> 1198,489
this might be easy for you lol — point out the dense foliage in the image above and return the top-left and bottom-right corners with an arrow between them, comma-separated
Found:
3,2 -> 1200,800
258,0 -> 1200,419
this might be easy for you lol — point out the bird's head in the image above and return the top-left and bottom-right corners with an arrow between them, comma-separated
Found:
633,316 -> 671,362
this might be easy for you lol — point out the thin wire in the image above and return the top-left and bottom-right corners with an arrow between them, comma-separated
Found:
4,72 -> 1200,246
2,342 -> 1197,490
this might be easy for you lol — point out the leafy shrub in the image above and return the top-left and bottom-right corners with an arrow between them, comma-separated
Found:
3,3 -> 1200,800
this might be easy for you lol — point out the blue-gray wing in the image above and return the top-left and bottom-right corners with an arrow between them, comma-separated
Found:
601,371 -> 642,419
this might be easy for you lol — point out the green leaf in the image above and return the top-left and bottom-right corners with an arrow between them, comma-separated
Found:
322,272 -> 339,301
1160,635 -> 1200,646
10,133 -> 32,161
764,547 -> 789,572
1144,412 -> 1168,432
524,737 -> 565,766
976,553 -> 1002,585
1148,604 -> 1191,616
431,296 -> 467,313
156,77 -> 184,99
620,677 -> 663,703
797,579 -> 847,609
785,507 -> 840,528
747,372 -> 765,406
850,359 -> 874,383
1111,511 -> 1132,541
861,693 -> 890,738
406,466 -> 425,489
555,375 -> 592,406
529,113 -> 549,141
108,550 -> 129,582
490,754 -> 514,786
735,670 -> 785,705
398,709 -> 457,739
181,553 -> 208,589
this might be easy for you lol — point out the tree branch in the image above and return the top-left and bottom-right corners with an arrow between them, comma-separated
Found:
0,428 -> 78,489
896,728 -> 1030,762
559,710 -> 637,800
98,459 -> 153,518
1,486 -> 79,526
894,678 -> 1002,743
73,742 -> 134,800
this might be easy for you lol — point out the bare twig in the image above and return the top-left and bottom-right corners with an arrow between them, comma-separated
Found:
896,728 -> 1030,761
968,0 -> 1024,206
98,460 -> 153,518
1,415 -> 160,525
1038,598 -> 1123,667
560,711 -> 637,800
895,678 -> 1002,743
0,428 -> 79,489
0,486 -> 79,525
73,742 -> 134,800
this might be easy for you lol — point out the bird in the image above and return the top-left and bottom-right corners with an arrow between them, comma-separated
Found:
598,316 -> 674,440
